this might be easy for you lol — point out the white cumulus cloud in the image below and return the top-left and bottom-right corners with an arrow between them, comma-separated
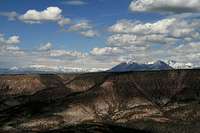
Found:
0,34 -> 20,45
58,17 -> 72,27
68,20 -> 92,32
19,7 -> 62,23
90,47 -> 122,56
108,18 -> 200,47
129,0 -> 200,13
80,30 -> 99,38
67,20 -> 98,38
39,42 -> 52,51
49,49 -> 87,58
0,34 -> 24,56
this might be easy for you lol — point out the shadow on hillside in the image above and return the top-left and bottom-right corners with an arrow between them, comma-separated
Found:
43,123 -> 151,133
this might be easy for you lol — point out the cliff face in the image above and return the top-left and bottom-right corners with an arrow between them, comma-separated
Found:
0,70 -> 200,133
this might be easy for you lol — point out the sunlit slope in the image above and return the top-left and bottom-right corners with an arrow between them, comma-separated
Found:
0,70 -> 200,133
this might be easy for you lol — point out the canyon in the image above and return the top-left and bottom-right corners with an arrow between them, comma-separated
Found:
0,70 -> 200,133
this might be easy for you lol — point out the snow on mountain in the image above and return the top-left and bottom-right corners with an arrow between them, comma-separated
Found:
148,60 -> 173,70
10,66 -> 19,70
109,60 -> 197,72
167,60 -> 194,69
0,60 -> 197,74
109,60 -> 173,72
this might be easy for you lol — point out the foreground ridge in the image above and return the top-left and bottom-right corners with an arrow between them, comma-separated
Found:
0,70 -> 200,133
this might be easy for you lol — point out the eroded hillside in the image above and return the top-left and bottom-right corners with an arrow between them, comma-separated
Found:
0,70 -> 200,133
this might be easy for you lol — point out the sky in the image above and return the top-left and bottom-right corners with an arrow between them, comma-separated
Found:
0,0 -> 200,69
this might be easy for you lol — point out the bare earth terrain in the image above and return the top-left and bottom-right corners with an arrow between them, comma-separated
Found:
0,70 -> 200,133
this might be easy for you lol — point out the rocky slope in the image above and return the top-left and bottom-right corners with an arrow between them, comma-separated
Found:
0,70 -> 200,133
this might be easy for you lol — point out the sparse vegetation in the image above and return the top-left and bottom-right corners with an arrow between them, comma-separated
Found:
0,70 -> 200,133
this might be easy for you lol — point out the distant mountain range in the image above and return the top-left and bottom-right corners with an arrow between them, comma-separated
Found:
109,60 -> 173,72
0,65 -> 108,74
0,60 -> 197,74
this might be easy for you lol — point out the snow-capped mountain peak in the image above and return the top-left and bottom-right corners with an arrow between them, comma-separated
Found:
109,60 -> 173,72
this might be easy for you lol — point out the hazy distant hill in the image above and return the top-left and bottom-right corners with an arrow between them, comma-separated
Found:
0,66 -> 108,74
